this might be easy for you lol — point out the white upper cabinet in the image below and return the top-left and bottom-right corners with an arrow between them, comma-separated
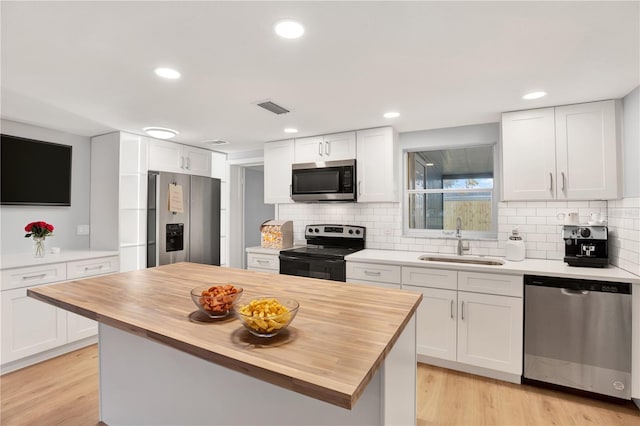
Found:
501,107 -> 557,200
502,100 -> 620,201
148,139 -> 212,177
555,101 -> 619,200
356,127 -> 399,202
264,139 -> 295,204
294,131 -> 356,163
211,151 -> 227,180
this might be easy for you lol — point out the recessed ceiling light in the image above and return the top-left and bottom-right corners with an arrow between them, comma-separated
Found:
384,111 -> 400,118
154,68 -> 181,79
522,91 -> 546,100
284,128 -> 298,134
144,127 -> 178,139
274,20 -> 305,39
426,163 -> 434,167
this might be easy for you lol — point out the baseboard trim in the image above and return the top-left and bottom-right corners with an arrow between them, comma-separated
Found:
418,354 -> 522,384
1,336 -> 97,375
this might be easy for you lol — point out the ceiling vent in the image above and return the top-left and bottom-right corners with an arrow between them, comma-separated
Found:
256,100 -> 290,115
205,139 -> 230,146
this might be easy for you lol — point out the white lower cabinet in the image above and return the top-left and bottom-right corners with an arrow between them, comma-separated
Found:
403,285 -> 457,361
401,265 -> 524,378
346,261 -> 401,285
0,254 -> 118,372
1,287 -> 67,363
456,291 -> 523,375
246,252 -> 280,274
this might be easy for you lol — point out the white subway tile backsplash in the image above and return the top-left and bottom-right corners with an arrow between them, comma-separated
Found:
276,197 -> 640,269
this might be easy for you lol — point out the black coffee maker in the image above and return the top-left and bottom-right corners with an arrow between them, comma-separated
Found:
563,225 -> 608,267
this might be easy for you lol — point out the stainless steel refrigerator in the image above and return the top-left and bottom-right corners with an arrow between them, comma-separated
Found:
146,171 -> 221,267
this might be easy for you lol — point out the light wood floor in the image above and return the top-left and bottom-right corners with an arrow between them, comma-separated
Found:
1,344 -> 639,425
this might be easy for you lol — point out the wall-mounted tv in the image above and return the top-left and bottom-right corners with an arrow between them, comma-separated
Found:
1,134 -> 72,206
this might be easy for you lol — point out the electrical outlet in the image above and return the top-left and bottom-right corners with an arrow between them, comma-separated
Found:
77,224 -> 90,236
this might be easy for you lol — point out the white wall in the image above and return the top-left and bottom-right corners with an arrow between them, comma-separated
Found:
1,119 -> 91,255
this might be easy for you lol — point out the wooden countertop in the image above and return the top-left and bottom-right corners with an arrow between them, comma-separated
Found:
28,263 -> 421,409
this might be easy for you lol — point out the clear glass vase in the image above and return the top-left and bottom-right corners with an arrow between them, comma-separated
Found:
33,237 -> 45,258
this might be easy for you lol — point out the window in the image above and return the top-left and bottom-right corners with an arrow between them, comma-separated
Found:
404,145 -> 497,239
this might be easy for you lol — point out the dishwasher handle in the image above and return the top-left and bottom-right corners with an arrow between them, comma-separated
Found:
561,288 -> 589,296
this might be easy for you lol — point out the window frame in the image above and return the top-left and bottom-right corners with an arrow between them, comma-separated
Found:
402,143 -> 499,240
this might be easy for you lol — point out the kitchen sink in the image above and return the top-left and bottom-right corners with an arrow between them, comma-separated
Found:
418,254 -> 505,266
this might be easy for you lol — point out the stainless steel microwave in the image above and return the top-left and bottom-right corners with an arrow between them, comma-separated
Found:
291,159 -> 356,202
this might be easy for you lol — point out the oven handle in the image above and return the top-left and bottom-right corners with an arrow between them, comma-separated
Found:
280,255 -> 344,264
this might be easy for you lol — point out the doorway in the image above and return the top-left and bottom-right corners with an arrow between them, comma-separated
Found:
228,160 -> 274,269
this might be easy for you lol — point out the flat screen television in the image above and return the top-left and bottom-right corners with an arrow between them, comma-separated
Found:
1,134 -> 72,206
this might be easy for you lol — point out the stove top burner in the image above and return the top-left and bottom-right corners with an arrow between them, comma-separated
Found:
280,245 -> 361,260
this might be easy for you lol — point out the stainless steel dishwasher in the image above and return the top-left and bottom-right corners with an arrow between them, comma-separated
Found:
523,275 -> 632,399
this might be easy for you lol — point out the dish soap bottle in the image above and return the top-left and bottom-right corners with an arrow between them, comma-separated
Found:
505,228 -> 525,261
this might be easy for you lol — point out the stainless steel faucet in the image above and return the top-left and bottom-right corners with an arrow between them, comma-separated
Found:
455,216 -> 464,255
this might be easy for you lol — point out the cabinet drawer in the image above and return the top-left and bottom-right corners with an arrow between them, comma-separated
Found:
1,263 -> 67,291
67,256 -> 119,279
402,267 -> 457,290
458,272 -> 523,298
346,262 -> 401,284
247,253 -> 279,271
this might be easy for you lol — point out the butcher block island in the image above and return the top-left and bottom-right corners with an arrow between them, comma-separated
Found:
28,262 -> 421,426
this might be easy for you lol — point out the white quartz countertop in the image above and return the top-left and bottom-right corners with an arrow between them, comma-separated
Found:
345,249 -> 640,284
1,250 -> 119,270
245,245 -> 301,255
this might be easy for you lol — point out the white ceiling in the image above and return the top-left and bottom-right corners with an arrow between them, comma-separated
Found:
1,1 -> 638,153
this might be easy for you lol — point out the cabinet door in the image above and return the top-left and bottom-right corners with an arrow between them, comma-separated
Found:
403,285 -> 457,361
67,312 -> 98,343
184,146 -> 212,177
501,108 -> 557,200
323,131 -> 356,161
148,139 -> 182,173
294,136 -> 324,163
1,287 -> 67,363
264,140 -> 295,204
555,100 -> 619,200
356,127 -> 398,202
457,291 -> 523,375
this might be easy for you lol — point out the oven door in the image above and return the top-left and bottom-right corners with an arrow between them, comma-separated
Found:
279,253 -> 346,282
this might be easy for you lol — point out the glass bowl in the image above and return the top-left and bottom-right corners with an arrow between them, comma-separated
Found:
233,297 -> 299,337
190,284 -> 243,319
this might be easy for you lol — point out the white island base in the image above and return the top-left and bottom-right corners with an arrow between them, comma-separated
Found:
99,315 -> 417,426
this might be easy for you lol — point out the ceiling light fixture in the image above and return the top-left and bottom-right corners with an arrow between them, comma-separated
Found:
154,68 -> 181,79
284,128 -> 298,134
144,127 -> 178,139
384,111 -> 400,118
522,91 -> 546,100
274,20 -> 305,39
426,163 -> 434,167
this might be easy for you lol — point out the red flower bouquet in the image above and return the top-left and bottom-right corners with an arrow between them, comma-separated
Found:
24,221 -> 55,239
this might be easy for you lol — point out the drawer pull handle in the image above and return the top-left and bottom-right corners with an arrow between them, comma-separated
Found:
256,259 -> 270,264
23,273 -> 47,280
364,270 -> 381,276
84,265 -> 104,271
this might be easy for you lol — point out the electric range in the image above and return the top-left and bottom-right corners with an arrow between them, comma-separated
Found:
279,224 -> 366,282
